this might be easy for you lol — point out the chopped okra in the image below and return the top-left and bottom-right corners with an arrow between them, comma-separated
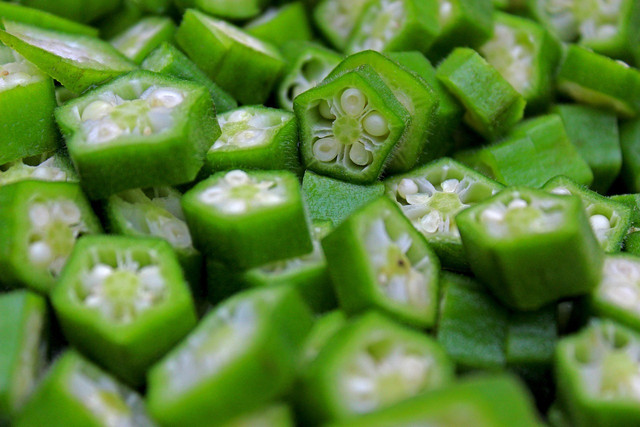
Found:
17,0 -> 121,24
0,2 -> 99,37
194,0 -> 270,20
313,0 -> 372,51
109,16 -> 176,64
621,118 -> 640,193
0,152 -> 78,187
244,2 -> 313,49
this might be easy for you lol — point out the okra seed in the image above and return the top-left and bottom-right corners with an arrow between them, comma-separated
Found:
28,241 -> 52,265
224,199 -> 248,214
146,88 -> 184,109
88,121 -> 124,144
405,194 -> 431,205
319,100 -> 335,120
420,212 -> 441,234
480,208 -> 505,223
349,142 -> 373,166
590,214 -> 611,231
508,199 -> 528,210
551,187 -> 572,196
397,179 -> 418,199
57,201 -> 82,224
362,111 -> 389,137
313,137 -> 340,162
440,179 -> 460,193
81,101 -> 114,122
29,204 -> 50,227
341,88 -> 367,116
224,170 -> 250,186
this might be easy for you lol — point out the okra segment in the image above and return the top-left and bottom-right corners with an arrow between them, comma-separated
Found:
110,17 -> 176,64
18,0 -> 120,24
621,119 -> 640,193
0,152 -> 77,187
244,3 -> 313,49
313,0 -> 372,51
0,2 -> 99,37
194,0 -> 270,20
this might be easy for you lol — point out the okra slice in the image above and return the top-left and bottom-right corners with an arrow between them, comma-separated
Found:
182,170 -> 312,270
15,351 -> 153,427
346,0 -> 440,55
298,312 -> 454,422
194,0 -> 269,20
325,50 -> 439,174
205,106 -> 301,175
0,291 -> 47,419
385,157 -> 503,271
621,118 -> 640,192
245,2 -> 313,49
0,181 -> 102,294
0,46 -> 58,165
0,20 -> 136,95
134,0 -> 172,14
0,152 -> 77,187
223,404 -> 295,427
298,310 -> 347,371
294,65 -> 409,183
96,0 -> 145,41
313,0 -> 372,51
557,45 -> 640,118
437,47 -> 526,139
555,320 -> 640,426
147,286 -> 314,426
277,41 -> 342,112
323,197 -> 440,328
56,70 -> 219,199
176,9 -> 285,104
51,235 -> 197,386
543,175 -> 632,252
110,17 -> 176,65
479,13 -> 560,113
18,0 -> 120,24
141,42 -> 237,113
457,186 -> 604,310
0,2 -> 98,36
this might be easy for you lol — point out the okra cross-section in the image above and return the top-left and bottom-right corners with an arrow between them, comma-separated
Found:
295,65 -> 409,183
457,187 -> 604,310
313,0 -> 372,51
51,235 -> 197,386
0,152 -> 77,188
56,70 -> 220,199
147,287 -> 314,426
109,16 -> 176,64
182,170 -> 312,270
322,197 -> 440,328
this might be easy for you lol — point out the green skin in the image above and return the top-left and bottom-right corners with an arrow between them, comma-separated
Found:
0,3 -> 98,36
19,0 -> 121,23
195,0 -> 270,19
223,404 -> 295,427
51,236 -> 198,387
620,119 -> 640,193
298,310 -> 347,372
313,0 -> 372,51
147,287 -> 314,426
97,0 -> 144,40
110,17 -> 176,64
0,151 -> 78,188
611,194 -> 640,227
0,291 -> 47,419
457,187 -> 604,311
56,70 -> 220,200
436,47 -> 526,140
245,3 -> 313,49
625,231 -> 640,255
0,181 -> 102,294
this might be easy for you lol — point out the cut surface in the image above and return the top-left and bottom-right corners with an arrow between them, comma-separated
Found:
597,257 -> 640,315
0,50 -> 44,92
1,155 -> 71,186
348,0 -> 407,53
211,108 -> 290,151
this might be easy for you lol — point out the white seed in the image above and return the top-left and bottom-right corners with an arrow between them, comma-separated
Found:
312,137 -> 340,162
551,187 -> 572,196
29,203 -> 50,228
420,211 -> 441,233
87,121 -> 124,144
481,208 -> 505,223
86,264 -> 114,288
81,101 -> 114,122
28,241 -> 52,265
349,142 -> 373,166
318,100 -> 335,120
230,130 -> 264,147
341,88 -> 367,116
405,193 -> 431,205
162,221 -> 192,248
440,179 -> 460,193
224,170 -> 250,187
138,265 -> 164,290
227,110 -> 250,123
224,199 -> 247,215
146,88 -> 184,108
397,179 -> 418,199
362,111 -> 389,137
590,214 -> 611,231
199,187 -> 225,205
57,201 -> 82,224
508,198 -> 528,210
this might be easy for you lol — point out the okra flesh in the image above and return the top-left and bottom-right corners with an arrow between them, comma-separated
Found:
0,153 -> 77,187
314,0 -> 371,50
592,255 -> 640,332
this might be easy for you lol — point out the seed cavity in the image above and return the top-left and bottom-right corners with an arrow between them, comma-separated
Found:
598,257 -> 640,315
212,108 -> 289,151
349,0 -> 407,54
0,54 -> 42,91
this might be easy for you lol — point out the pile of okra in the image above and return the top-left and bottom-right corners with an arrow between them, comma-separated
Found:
2,0 -> 640,425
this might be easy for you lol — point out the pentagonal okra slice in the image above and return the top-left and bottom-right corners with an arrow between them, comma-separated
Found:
17,0 -> 120,24
109,17 -> 176,64
0,46 -> 58,165
0,291 -> 47,420
277,41 -> 342,112
0,181 -> 101,294
0,2 -> 99,36
15,351 -> 154,427
0,152 -> 78,188
182,170 -> 312,270
56,70 -> 219,199
205,106 -> 301,175
147,286 -> 314,426
51,235 -> 197,386
556,320 -> 640,426
385,157 -> 503,271
479,12 -> 561,113
436,47 -> 526,140
322,197 -> 440,328
294,65 -> 409,184
244,3 -> 313,49
457,187 -> 604,311
346,0 -> 440,54
298,312 -> 454,422
0,20 -> 136,95
543,176 -> 632,253
313,0 -> 373,51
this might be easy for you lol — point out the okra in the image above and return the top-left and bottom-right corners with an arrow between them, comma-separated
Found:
194,0 -> 269,20
0,152 -> 78,188
298,310 -> 347,371
223,404 -> 295,427
18,0 -> 120,24
313,0 -> 372,51
96,0 -> 145,41
110,17 -> 176,65
621,118 -> 640,192
245,2 -> 313,49
0,2 -> 98,36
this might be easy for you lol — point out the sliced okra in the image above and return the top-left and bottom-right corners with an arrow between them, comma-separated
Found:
294,65 -> 409,183
182,170 -> 313,270
245,2 -> 313,49
0,152 -> 77,187
51,235 -> 197,386
479,12 -> 561,113
557,45 -> 640,118
298,312 -> 454,422
385,157 -> 503,270
0,181 -> 102,294
346,0 -> 440,54
56,70 -> 219,199
133,0 -> 172,14
96,0 -> 145,41
18,0 -> 120,23
141,42 -> 237,114
15,351 -> 154,427
621,118 -> 640,192
436,47 -> 526,139
313,0 -> 373,51
147,287 -> 314,426
543,175 -> 632,252
325,50 -> 440,174
457,186 -> 604,310
0,2 -> 98,36
176,9 -> 285,105
194,0 -> 269,20
223,404 -> 295,427
298,310 -> 347,371
110,17 -> 176,65
0,291 -> 47,420
0,20 -> 136,95
555,320 -> 640,426
205,106 -> 301,175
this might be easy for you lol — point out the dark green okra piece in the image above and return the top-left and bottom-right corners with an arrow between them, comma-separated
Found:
110,16 -> 176,64
194,0 -> 270,20
0,2 -> 98,36
56,70 -> 219,199
176,9 -> 285,105
18,0 -> 121,23
133,0 -> 172,14
245,2 -> 313,49
437,47 -> 526,140
0,291 -> 47,421
457,186 -> 604,311
313,0 -> 372,51
0,181 -> 102,294
182,170 -> 313,270
298,312 -> 454,422
223,404 -> 295,427
385,157 -> 503,271
0,152 -> 78,187
147,286 -> 314,426
96,0 -> 145,40
15,351 -> 154,427
621,118 -> 640,192
295,65 -> 409,183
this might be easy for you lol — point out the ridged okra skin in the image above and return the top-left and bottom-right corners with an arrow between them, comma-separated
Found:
457,187 -> 604,311
147,286 -> 314,426
56,70 -> 220,199
18,0 -> 120,24
0,2 -> 99,36
110,16 -> 176,64
621,118 -> 640,193
313,0 -> 371,51
245,2 -> 313,49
